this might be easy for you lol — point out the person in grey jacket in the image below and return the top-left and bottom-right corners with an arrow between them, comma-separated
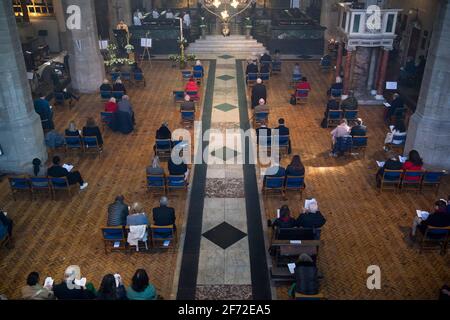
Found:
107,195 -> 129,226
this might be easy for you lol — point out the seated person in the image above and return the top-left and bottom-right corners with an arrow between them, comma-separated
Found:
82,117 -> 104,147
289,253 -> 319,297
53,265 -> 96,300
254,98 -> 269,114
341,91 -> 358,111
147,156 -> 165,176
273,49 -> 281,63
320,54 -> 331,67
54,86 -> 80,103
193,60 -> 204,77
97,274 -> 127,300
107,195 -> 129,227
64,121 -> 81,137
385,93 -> 404,122
100,79 -> 113,92
152,196 -> 176,229
0,210 -> 13,247
185,77 -> 199,93
350,118 -> 367,137
383,120 -> 407,150
286,155 -> 305,177
321,99 -> 340,127
45,130 -> 65,149
402,149 -> 424,181
126,202 -> 148,226
259,63 -> 270,74
256,122 -> 271,144
113,79 -> 126,94
260,51 -> 272,63
328,76 -> 343,95
33,94 -> 54,130
156,122 -> 172,140
273,205 -> 297,229
151,9 -> 160,19
292,63 -> 301,77
330,119 -> 351,157
105,97 -> 118,113
47,156 -> 88,190
411,200 -> 450,237
274,118 -> 291,154
180,95 -> 195,112
296,199 -> 326,229
126,269 -> 157,300
118,95 -> 135,124
295,77 -> 311,92
251,78 -> 267,108
375,151 -> 403,187
116,20 -> 129,34
168,154 -> 189,180
246,60 -> 258,77
21,272 -> 55,300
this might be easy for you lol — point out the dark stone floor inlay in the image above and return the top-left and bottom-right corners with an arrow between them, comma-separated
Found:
211,146 -> 240,161
218,54 -> 234,60
202,222 -> 247,250
216,75 -> 235,81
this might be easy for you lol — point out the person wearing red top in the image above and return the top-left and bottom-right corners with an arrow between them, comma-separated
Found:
185,78 -> 199,100
402,149 -> 423,181
105,97 -> 118,113
295,77 -> 311,97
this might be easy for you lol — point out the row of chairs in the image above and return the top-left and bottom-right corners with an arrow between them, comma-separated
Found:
331,135 -> 368,157
101,225 -> 176,254
263,175 -> 306,198
247,72 -> 270,86
8,176 -> 76,201
154,139 -> 188,160
61,136 -> 102,155
173,90 -> 200,104
147,174 -> 188,194
379,170 -> 446,193
294,89 -> 310,104
416,225 -> 450,255
257,135 -> 291,156
110,71 -> 146,86
100,90 -> 125,101
326,109 -> 358,127
181,70 -> 204,83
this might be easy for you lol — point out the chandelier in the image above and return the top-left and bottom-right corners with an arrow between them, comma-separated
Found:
200,0 -> 254,36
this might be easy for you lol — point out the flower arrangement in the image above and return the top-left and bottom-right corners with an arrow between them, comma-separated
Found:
125,43 -> 134,51
104,42 -> 134,67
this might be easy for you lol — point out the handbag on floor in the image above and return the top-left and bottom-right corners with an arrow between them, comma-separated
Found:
290,95 -> 296,105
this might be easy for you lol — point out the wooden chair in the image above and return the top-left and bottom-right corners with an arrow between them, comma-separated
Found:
155,139 -> 172,160
379,169 -> 403,192
275,135 -> 290,156
284,175 -> 305,198
326,110 -> 343,128
8,176 -> 31,201
181,70 -> 192,81
30,177 -> 52,200
100,90 -> 112,101
290,74 -> 302,88
101,226 -> 128,254
271,61 -> 282,74
112,91 -> 124,101
330,88 -> 342,100
150,225 -> 176,250
343,110 -> 358,125
254,111 -> 269,127
133,72 -> 146,86
351,136 -> 368,157
49,176 -> 73,200
173,91 -> 185,105
100,112 -> 114,131
295,89 -> 309,104
82,136 -> 102,156
247,73 -> 258,87
421,171 -> 446,194
401,170 -> 425,193
124,225 -> 149,252
295,292 -> 325,300
166,175 -> 187,193
418,225 -> 450,255
146,174 -> 166,194
181,110 -> 195,128
110,71 -> 121,82
65,136 -> 83,154
263,176 -> 285,197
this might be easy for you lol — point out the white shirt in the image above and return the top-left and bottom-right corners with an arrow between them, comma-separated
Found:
133,15 -> 142,26
183,14 -> 191,27
152,11 -> 159,19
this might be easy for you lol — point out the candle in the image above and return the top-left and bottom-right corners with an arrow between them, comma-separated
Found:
179,18 -> 184,42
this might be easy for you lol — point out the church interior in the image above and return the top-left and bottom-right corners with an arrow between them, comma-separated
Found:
0,0 -> 449,302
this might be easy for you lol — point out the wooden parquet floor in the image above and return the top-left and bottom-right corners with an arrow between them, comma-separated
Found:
251,61 -> 450,300
0,61 -> 208,300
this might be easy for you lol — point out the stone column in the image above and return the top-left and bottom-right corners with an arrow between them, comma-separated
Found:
367,47 -> 378,94
0,2 -> 47,173
342,47 -> 353,99
335,41 -> 343,80
405,0 -> 450,169
374,47 -> 383,94
61,0 -> 105,93
375,48 -> 390,100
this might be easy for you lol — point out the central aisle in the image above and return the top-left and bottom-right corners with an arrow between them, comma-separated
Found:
176,55 -> 272,300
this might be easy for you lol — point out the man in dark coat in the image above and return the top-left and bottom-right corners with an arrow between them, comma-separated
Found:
152,196 -> 176,229
294,253 -> 319,296
107,195 -> 129,226
251,78 -> 267,108
350,118 -> 367,137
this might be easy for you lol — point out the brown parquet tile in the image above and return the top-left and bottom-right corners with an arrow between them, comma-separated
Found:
244,61 -> 450,300
0,61 -> 208,300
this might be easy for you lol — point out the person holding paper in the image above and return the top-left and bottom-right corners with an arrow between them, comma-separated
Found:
296,199 -> 326,231
385,93 -> 404,122
21,272 -> 55,300
53,265 -> 96,300
383,119 -> 406,149
48,156 -> 88,190
126,203 -> 149,226
402,150 -> 424,181
272,205 -> 297,229
375,151 -> 403,187
97,274 -> 127,300
411,200 -> 450,237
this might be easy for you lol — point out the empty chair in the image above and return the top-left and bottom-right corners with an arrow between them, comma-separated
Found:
259,73 -> 270,82
65,136 -> 83,153
326,110 -> 343,127
146,174 -> 166,193
272,61 -> 282,73
421,171 -> 446,194
263,176 -> 285,196
101,226 -> 127,254
379,169 -> 403,192
112,91 -> 124,100
418,225 -> 450,255
155,139 -> 172,160
285,175 -> 305,197
30,177 -> 52,200
82,136 -> 101,155
120,71 -> 132,82
247,73 -> 258,86
295,89 -> 309,104
100,112 -> 115,131
133,72 -> 146,86
110,71 -> 121,82
401,170 -> 425,192
150,225 -> 176,249
167,175 -> 187,193
49,176 -> 73,199
53,91 -> 66,107
173,91 -> 185,104
343,110 -> 358,124
8,176 -> 31,201
100,90 -> 112,101
181,110 -> 195,127
181,70 -> 192,81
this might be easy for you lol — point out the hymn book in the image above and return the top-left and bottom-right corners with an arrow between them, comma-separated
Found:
63,164 -> 74,172
288,263 -> 296,274
416,210 -> 430,220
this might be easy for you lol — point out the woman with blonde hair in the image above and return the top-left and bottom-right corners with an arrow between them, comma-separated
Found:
65,120 -> 81,137
126,202 -> 148,226
82,117 -> 103,147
